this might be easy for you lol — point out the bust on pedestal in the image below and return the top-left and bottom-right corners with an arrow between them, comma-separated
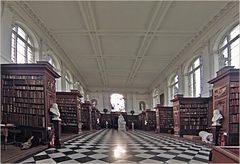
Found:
50,103 -> 62,148
211,109 -> 223,146
118,114 -> 126,131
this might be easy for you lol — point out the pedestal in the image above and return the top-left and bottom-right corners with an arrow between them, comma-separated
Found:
53,120 -> 61,148
212,126 -> 221,146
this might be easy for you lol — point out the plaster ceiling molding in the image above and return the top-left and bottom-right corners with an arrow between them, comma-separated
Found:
17,1 -> 87,86
150,1 -> 236,90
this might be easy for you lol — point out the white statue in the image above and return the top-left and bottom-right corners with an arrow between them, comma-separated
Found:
50,103 -> 61,121
212,109 -> 223,126
199,131 -> 213,144
118,114 -> 126,131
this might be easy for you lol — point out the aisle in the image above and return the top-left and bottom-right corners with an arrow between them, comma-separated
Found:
20,129 -> 211,163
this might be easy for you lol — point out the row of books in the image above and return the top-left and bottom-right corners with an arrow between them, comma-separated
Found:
179,108 -> 207,112
230,106 -> 239,114
60,113 -> 77,117
229,124 -> 239,133
2,106 -> 45,115
229,114 -> 240,123
2,113 -> 45,127
180,125 -> 207,130
179,103 -> 208,108
2,75 -> 43,80
2,97 -> 44,104
230,82 -> 239,87
229,99 -> 239,106
2,90 -> 44,98
230,92 -> 239,99
3,79 -> 44,85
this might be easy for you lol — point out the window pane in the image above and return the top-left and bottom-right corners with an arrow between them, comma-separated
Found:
17,26 -> 26,39
174,75 -> 178,83
17,54 -> 26,64
230,24 -> 239,40
195,68 -> 201,97
27,47 -> 33,63
16,38 -> 26,62
220,37 -> 228,48
27,38 -> 33,46
194,58 -> 200,68
230,38 -> 240,68
12,26 -> 16,32
220,48 -> 229,66
11,33 -> 16,62
189,73 -> 194,96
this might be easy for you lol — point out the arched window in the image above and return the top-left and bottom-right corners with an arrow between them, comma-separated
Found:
110,93 -> 125,112
188,57 -> 202,97
169,74 -> 179,99
218,24 -> 239,69
65,71 -> 73,92
11,24 -> 35,63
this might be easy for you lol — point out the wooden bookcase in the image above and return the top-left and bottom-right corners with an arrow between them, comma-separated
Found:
1,61 -> 60,142
91,107 -> 100,130
126,115 -> 139,129
171,94 -> 209,137
139,110 -> 156,131
155,105 -> 174,134
209,66 -> 239,146
81,102 -> 92,130
100,113 -> 112,128
56,90 -> 82,133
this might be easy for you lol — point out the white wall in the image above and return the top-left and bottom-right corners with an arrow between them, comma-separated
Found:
88,87 -> 150,115
150,2 -> 239,106
1,1 -> 87,92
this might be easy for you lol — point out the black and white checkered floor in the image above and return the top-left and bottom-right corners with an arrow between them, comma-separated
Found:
20,129 -> 211,163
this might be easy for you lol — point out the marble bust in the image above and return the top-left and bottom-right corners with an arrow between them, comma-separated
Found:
50,103 -> 61,121
212,109 -> 223,126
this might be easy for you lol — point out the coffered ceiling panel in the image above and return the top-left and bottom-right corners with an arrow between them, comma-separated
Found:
105,58 -> 133,69
159,1 -> 228,31
93,1 -> 156,29
101,36 -> 141,56
27,1 -> 85,30
55,36 -> 93,55
147,37 -> 191,57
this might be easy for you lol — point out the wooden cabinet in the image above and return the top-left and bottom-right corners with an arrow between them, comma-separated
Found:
155,105 -> 174,134
91,107 -> 100,130
139,110 -> 156,131
1,61 -> 60,142
56,90 -> 82,133
81,102 -> 92,130
209,66 -> 239,146
171,94 -> 209,137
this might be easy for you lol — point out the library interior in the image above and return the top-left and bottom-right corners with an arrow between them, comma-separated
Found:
1,1 -> 239,163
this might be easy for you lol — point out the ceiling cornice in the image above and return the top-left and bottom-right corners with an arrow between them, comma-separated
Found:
149,1 -> 238,91
9,1 -> 88,88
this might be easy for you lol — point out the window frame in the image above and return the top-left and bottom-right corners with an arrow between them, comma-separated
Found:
11,24 -> 35,63
218,24 -> 239,68
188,57 -> 203,97
169,74 -> 179,99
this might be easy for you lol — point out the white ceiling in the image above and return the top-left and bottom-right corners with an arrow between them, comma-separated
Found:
26,1 -> 228,89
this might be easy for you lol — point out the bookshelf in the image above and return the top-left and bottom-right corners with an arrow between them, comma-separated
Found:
81,102 -> 92,130
1,62 -> 60,142
100,113 -> 111,128
171,94 -> 209,137
91,107 -> 100,130
139,110 -> 156,131
155,105 -> 174,133
56,90 -> 82,133
209,66 -> 239,146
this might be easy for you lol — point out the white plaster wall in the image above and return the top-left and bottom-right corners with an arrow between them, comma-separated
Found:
88,88 -> 150,115
150,3 -> 239,106
1,2 -> 87,92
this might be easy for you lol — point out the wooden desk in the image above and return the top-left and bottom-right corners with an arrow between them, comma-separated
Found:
1,124 -> 15,150
211,146 -> 239,163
